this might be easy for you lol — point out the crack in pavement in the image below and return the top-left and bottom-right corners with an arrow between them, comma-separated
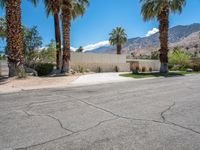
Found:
67,95 -> 200,136
22,110 -> 75,133
14,117 -> 119,150
161,102 -> 176,122
159,102 -> 200,135
16,95 -> 200,150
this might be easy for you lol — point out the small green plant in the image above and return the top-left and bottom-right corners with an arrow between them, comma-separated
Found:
142,66 -> 146,72
34,63 -> 54,76
17,68 -> 27,79
77,66 -> 84,73
169,47 -> 191,71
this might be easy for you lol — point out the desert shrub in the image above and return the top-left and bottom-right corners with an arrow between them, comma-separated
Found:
151,51 -> 159,60
169,48 -> 191,70
34,63 -> 54,76
0,55 -> 6,60
171,65 -> 187,71
142,66 -> 146,72
17,68 -> 27,78
77,66 -> 84,73
188,63 -> 200,71
149,67 -> 153,72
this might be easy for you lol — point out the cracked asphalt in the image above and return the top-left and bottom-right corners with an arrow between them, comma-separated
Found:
0,74 -> 200,150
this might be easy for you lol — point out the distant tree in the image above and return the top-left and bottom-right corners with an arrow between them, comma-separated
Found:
151,50 -> 159,60
23,26 -> 42,66
0,17 -> 6,41
109,27 -> 128,55
140,0 -> 186,73
76,46 -> 84,53
39,40 -> 56,63
0,17 -> 6,52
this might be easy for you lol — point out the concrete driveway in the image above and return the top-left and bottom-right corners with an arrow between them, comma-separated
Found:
70,73 -> 134,86
0,75 -> 200,150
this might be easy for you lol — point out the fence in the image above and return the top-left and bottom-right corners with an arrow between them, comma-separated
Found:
70,52 -> 130,72
0,60 -> 8,76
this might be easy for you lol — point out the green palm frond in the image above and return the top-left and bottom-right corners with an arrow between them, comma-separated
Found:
0,0 -> 39,8
0,0 -> 5,8
140,0 -> 186,21
109,27 -> 128,46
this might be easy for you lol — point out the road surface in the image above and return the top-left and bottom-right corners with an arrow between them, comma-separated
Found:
0,75 -> 200,150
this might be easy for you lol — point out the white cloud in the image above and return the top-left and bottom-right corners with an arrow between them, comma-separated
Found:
146,28 -> 159,37
70,47 -> 77,51
39,41 -> 110,52
82,41 -> 110,52
70,41 -> 110,52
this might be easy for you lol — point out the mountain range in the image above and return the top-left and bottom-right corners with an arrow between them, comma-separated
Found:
88,23 -> 200,55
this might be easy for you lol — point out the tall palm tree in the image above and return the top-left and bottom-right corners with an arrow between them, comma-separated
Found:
109,27 -> 127,55
0,0 -> 38,77
61,0 -> 89,73
44,0 -> 62,70
140,0 -> 186,73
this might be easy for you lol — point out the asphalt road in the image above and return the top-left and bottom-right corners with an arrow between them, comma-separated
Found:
1,75 -> 200,150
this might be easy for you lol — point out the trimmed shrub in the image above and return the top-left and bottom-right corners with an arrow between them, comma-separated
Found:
98,67 -> 102,73
142,66 -> 146,72
115,66 -> 119,72
149,67 -> 153,72
34,63 -> 54,76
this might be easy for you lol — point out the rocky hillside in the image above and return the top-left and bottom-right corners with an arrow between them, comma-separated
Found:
89,23 -> 200,55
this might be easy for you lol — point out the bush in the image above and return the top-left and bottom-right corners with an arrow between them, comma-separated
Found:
17,68 -> 27,78
188,63 -> 200,72
171,65 -> 187,71
77,66 -> 84,73
169,47 -> 191,71
142,66 -> 146,72
34,63 -> 54,76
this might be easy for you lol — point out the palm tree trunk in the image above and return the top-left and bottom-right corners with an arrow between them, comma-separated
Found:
53,11 -> 62,70
117,44 -> 122,55
158,8 -> 169,73
61,0 -> 71,73
6,0 -> 24,77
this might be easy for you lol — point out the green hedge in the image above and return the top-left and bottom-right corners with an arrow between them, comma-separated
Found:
34,63 -> 54,76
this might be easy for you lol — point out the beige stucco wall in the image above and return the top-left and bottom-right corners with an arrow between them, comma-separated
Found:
0,60 -> 8,76
127,59 -> 160,71
70,52 -> 130,72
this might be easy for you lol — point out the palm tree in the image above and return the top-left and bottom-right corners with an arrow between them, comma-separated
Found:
0,0 -> 38,77
44,0 -> 62,70
61,0 -> 89,73
109,27 -> 127,55
140,0 -> 186,73
76,46 -> 84,52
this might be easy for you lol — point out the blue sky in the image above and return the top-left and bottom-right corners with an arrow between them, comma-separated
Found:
0,0 -> 200,50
